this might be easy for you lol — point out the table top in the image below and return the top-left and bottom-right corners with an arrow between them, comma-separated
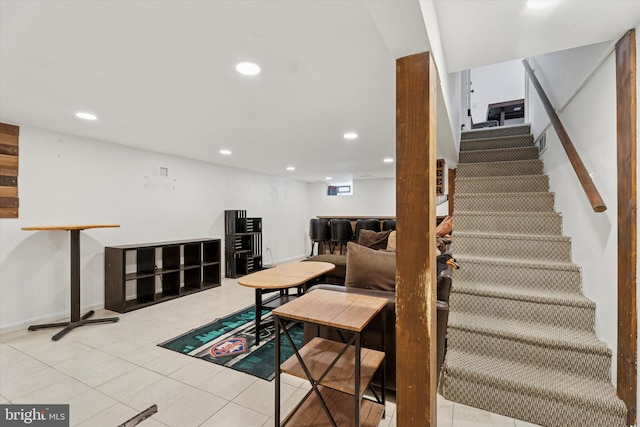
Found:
22,224 -> 120,231
272,289 -> 387,332
237,261 -> 335,290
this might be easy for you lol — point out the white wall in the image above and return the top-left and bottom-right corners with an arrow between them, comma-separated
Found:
527,41 -> 619,377
470,59 -> 525,125
0,126 -> 311,332
308,178 -> 395,218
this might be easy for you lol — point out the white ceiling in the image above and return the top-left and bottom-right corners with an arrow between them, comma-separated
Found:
1,0 -> 639,182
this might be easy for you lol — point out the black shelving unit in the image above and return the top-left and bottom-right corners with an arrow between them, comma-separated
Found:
105,238 -> 221,313
225,210 -> 263,278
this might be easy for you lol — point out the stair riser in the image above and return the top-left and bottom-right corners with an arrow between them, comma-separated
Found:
453,261 -> 581,293
442,375 -> 626,427
459,147 -> 539,163
450,292 -> 595,330
454,193 -> 555,212
461,124 -> 531,140
457,160 -> 543,177
447,327 -> 611,381
460,135 -> 534,152
454,235 -> 571,261
456,176 -> 549,193
453,213 -> 563,235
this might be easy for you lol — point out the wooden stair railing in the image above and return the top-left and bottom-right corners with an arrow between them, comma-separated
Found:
523,59 -> 607,213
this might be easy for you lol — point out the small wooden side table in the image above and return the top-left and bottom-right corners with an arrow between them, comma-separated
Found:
273,289 -> 387,426
21,224 -> 121,341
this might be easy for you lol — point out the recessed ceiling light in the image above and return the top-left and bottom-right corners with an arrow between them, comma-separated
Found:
343,132 -> 358,140
383,158 -> 394,163
325,176 -> 332,180
286,166 -> 295,171
527,0 -> 559,10
219,149 -> 231,155
236,61 -> 261,76
76,112 -> 97,120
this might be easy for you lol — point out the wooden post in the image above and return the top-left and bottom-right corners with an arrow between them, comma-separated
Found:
396,52 -> 437,427
615,28 -> 637,427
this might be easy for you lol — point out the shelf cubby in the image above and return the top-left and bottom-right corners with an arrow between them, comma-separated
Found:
105,238 -> 221,313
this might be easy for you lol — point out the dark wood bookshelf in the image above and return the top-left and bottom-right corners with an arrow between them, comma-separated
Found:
105,238 -> 221,313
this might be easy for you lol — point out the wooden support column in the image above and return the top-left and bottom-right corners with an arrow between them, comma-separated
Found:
396,51 -> 437,427
616,28 -> 637,427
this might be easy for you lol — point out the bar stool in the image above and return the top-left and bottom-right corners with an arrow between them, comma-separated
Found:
382,219 -> 396,231
354,218 -> 380,242
309,218 -> 330,256
330,219 -> 353,255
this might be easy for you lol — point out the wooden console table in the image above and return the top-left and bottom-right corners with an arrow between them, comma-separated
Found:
22,224 -> 120,341
273,289 -> 387,426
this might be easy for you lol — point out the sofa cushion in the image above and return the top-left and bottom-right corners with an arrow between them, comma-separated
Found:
357,229 -> 391,250
302,254 -> 346,283
345,242 -> 396,292
386,230 -> 397,252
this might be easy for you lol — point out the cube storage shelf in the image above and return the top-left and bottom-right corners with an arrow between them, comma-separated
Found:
105,238 -> 221,313
225,210 -> 263,278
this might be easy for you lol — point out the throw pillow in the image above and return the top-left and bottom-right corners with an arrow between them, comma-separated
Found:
345,242 -> 396,292
436,215 -> 453,236
357,229 -> 392,250
386,230 -> 397,252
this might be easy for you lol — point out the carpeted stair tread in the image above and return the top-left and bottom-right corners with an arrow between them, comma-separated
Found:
453,211 -> 563,235
443,349 -> 626,416
454,254 -> 579,271
461,124 -> 531,140
460,134 -> 534,152
452,281 -> 593,307
448,312 -> 608,355
454,231 -> 569,243
456,175 -> 549,193
453,231 -> 571,261
454,192 -> 555,212
457,159 -> 544,177
452,255 -> 582,293
447,313 -> 611,381
459,146 -> 539,163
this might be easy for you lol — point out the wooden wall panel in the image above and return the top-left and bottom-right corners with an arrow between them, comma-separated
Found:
396,52 -> 437,427
0,123 -> 19,218
615,29 -> 637,427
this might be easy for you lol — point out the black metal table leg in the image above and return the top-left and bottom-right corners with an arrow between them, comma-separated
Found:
255,288 -> 262,346
27,229 -> 119,340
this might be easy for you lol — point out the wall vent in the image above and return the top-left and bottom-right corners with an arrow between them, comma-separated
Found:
535,132 -> 547,154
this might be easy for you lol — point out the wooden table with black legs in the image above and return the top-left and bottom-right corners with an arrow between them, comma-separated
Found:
237,261 -> 335,346
21,224 -> 121,341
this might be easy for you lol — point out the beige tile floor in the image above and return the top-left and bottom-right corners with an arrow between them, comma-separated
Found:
0,278 -> 541,426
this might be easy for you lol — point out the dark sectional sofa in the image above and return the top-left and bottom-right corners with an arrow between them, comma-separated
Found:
302,233 -> 453,391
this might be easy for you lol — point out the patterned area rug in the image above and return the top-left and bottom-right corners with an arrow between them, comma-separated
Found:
158,303 -> 304,381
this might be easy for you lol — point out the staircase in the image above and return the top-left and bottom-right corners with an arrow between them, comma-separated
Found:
441,124 -> 627,427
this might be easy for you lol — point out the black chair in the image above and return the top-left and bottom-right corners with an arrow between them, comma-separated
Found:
309,218 -> 330,256
382,219 -> 396,231
330,219 -> 353,255
354,218 -> 380,242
